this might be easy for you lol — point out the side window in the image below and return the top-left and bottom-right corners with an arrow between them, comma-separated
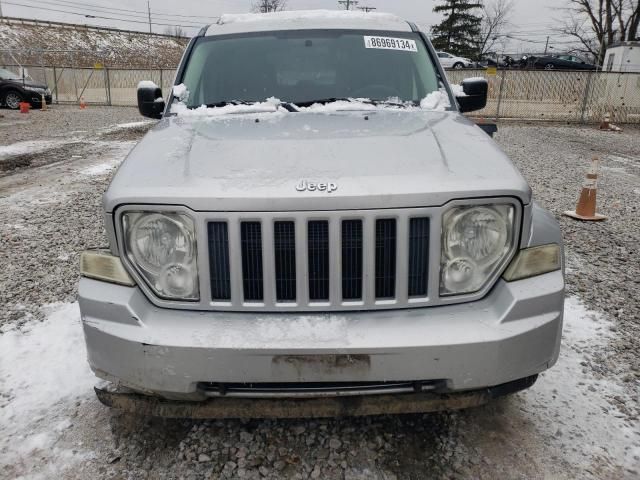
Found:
437,53 -> 447,58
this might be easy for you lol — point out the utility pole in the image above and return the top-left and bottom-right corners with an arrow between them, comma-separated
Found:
544,36 -> 549,54
358,6 -> 376,12
338,0 -> 359,10
0,0 -> 4,18
147,0 -> 152,34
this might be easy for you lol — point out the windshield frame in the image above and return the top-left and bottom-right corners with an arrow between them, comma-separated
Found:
168,27 -> 456,115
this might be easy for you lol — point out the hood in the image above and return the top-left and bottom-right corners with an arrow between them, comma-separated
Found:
3,78 -> 48,89
104,110 -> 531,212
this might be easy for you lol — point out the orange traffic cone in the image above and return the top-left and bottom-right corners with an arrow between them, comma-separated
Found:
79,97 -> 87,109
564,157 -> 607,221
40,94 -> 48,111
599,112 -> 610,130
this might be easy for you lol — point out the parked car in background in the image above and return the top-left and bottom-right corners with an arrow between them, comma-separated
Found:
0,68 -> 52,110
532,54 -> 598,71
436,51 -> 473,69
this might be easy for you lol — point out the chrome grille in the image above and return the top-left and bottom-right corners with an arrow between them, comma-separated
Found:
205,209 -> 433,311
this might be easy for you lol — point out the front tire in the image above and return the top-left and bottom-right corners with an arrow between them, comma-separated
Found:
453,62 -> 464,69
544,63 -> 555,70
2,90 -> 24,110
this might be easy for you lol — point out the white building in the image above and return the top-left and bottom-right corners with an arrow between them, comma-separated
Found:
603,42 -> 640,73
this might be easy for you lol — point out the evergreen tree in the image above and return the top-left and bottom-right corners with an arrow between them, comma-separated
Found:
431,0 -> 483,59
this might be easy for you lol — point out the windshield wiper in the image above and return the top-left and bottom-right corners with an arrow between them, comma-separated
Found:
294,97 -> 415,108
200,100 -> 299,112
294,97 -> 359,108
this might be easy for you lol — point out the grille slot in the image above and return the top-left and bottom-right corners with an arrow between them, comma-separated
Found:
375,219 -> 397,299
207,222 -> 231,300
408,218 -> 430,297
240,222 -> 263,301
308,221 -> 330,301
342,220 -> 363,300
274,221 -> 296,302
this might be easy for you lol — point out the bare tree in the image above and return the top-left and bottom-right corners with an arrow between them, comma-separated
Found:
477,0 -> 514,56
559,0 -> 640,63
251,0 -> 287,13
163,25 -> 186,38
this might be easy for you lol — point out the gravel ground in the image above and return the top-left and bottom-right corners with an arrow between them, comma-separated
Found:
0,107 -> 639,479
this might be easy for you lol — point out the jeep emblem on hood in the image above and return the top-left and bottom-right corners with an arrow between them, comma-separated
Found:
296,180 -> 338,193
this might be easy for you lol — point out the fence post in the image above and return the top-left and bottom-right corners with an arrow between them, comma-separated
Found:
53,66 -> 58,104
160,68 -> 163,90
495,69 -> 506,122
105,67 -> 111,106
580,70 -> 595,124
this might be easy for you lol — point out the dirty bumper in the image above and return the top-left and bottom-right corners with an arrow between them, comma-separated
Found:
94,375 -> 537,419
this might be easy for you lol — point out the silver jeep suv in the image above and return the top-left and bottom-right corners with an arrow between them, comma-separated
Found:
79,11 -> 564,418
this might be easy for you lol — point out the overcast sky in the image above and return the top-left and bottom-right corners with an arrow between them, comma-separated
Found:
1,0 -> 571,54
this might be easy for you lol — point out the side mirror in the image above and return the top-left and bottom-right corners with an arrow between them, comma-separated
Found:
137,81 -> 164,119
456,78 -> 488,113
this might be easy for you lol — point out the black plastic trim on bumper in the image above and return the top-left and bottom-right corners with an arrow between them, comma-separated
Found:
94,375 -> 538,419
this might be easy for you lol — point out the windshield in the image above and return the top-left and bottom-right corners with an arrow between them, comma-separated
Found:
179,30 -> 441,108
0,68 -> 22,80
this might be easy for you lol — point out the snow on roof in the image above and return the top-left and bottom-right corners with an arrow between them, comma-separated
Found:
207,10 -> 411,36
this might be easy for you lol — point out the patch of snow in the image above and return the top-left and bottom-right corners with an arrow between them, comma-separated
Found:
80,162 -> 117,176
0,140 -> 69,160
137,80 -> 158,90
420,89 -> 451,111
450,84 -> 467,97
172,83 -> 189,102
113,121 -> 153,129
522,296 -> 640,470
463,76 -> 487,83
0,302 -> 97,477
171,97 -> 283,116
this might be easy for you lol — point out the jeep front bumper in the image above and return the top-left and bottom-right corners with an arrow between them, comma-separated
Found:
78,269 -> 564,407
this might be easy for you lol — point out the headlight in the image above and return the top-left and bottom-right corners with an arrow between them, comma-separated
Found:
122,212 -> 199,300
440,204 -> 515,295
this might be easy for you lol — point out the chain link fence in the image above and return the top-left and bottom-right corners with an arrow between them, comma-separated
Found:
447,69 -> 640,124
2,64 -> 639,123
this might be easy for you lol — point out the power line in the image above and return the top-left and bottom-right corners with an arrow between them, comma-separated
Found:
358,6 -> 376,12
43,0 -> 219,20
1,0 -> 210,28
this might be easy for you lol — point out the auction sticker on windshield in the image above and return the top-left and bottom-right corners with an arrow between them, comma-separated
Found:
364,36 -> 417,52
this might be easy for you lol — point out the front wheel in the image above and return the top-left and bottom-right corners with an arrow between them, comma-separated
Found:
544,63 -> 555,70
2,90 -> 24,110
453,62 -> 464,69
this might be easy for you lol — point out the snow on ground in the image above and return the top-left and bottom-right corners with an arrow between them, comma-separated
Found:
521,296 -> 640,471
0,140 -> 72,161
0,303 -> 97,479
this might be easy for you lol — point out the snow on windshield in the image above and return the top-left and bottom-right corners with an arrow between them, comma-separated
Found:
169,84 -> 452,117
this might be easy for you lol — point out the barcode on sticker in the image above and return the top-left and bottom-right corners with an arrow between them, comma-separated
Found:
364,36 -> 417,52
